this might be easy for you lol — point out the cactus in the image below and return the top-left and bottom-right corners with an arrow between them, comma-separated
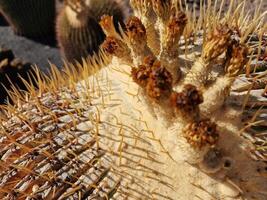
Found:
0,0 -> 267,199
0,0 -> 55,37
56,0 -> 125,63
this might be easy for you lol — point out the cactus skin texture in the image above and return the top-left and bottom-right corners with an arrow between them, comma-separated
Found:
0,0 -> 55,37
0,0 -> 267,199
56,0 -> 125,63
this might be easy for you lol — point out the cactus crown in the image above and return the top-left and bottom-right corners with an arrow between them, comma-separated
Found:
0,0 -> 267,199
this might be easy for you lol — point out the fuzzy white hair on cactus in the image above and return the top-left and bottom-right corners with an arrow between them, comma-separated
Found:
0,0 -> 266,199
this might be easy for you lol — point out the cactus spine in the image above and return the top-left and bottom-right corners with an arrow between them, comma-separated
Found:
0,0 -> 55,37
56,0 -> 125,63
0,0 -> 267,199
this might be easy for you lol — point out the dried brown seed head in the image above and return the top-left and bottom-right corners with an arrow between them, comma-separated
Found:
131,65 -> 152,87
152,0 -> 171,20
143,55 -> 156,67
203,24 -> 232,62
170,84 -> 203,117
182,84 -> 204,106
102,36 -> 121,55
131,55 -> 157,88
184,119 -> 219,149
167,12 -> 187,37
225,42 -> 248,77
102,36 -> 131,62
126,16 -> 147,42
146,61 -> 173,100
212,24 -> 231,38
162,11 -> 187,58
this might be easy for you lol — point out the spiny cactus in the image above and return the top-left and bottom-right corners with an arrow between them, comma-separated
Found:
0,0 -> 55,37
0,0 -> 267,199
56,0 -> 126,63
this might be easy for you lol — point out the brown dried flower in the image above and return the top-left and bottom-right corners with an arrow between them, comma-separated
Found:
102,36 -> 131,61
170,84 -> 203,117
146,61 -> 173,100
184,119 -> 219,149
126,16 -> 147,44
167,12 -> 187,39
225,42 -> 248,77
131,65 -> 152,87
202,24 -> 232,62
131,55 -> 155,87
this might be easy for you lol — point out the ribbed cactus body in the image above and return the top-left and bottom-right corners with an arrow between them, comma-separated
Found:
0,0 -> 55,37
89,0 -> 125,23
56,9 -> 106,62
56,0 -> 125,63
1,0 -> 267,199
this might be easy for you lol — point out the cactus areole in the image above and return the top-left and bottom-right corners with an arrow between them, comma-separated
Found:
0,0 -> 267,199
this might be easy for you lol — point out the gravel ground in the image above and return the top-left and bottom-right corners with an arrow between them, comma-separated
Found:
0,27 -> 62,73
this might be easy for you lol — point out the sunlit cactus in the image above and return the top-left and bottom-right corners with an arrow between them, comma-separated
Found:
56,0 -> 126,63
0,0 -> 55,37
0,0 -> 267,199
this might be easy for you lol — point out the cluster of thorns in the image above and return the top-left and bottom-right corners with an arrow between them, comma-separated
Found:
131,55 -> 219,149
99,0 -> 248,150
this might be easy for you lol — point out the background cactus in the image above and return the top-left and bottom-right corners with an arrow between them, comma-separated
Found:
0,0 -> 55,38
56,0 -> 126,63
0,0 -> 267,199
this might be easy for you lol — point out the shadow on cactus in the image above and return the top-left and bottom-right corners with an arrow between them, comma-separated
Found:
0,0 -> 55,42
0,0 -> 267,199
56,0 -> 126,63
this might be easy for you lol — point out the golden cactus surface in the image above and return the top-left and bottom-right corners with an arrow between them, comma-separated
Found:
0,0 -> 267,199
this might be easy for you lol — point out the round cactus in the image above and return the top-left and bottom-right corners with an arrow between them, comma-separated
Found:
0,0 -> 267,199
0,0 -> 55,37
56,0 -> 126,63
